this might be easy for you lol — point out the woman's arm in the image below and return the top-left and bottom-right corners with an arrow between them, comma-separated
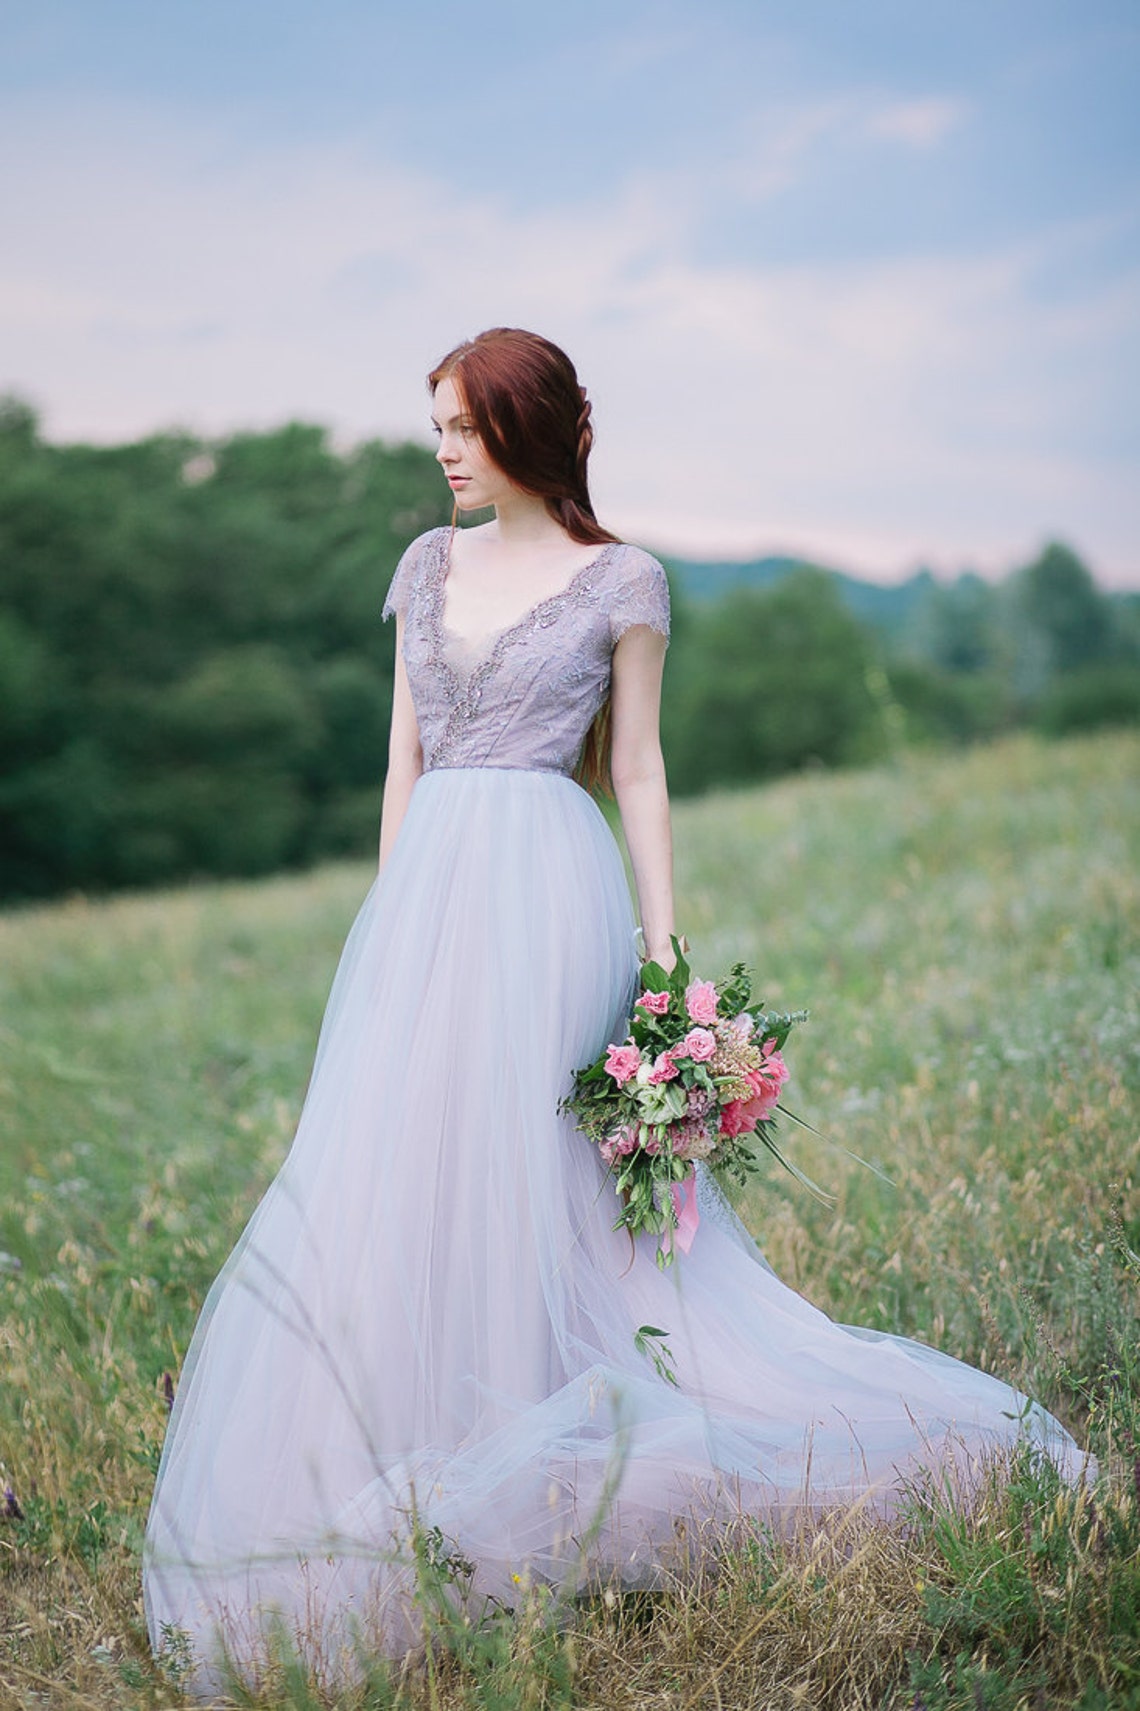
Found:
609,624 -> 676,971
378,616 -> 424,872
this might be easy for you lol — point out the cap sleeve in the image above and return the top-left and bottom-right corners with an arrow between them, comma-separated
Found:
382,529 -> 441,622
608,548 -> 671,645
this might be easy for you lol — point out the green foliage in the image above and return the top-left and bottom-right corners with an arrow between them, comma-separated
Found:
633,1324 -> 679,1386
903,1437 -> 1140,1709
884,659 -> 1012,745
884,543 -> 1138,749
0,399 -> 449,899
913,572 -> 1000,675
662,566 -> 888,791
1035,662 -> 1140,736
1012,540 -> 1115,677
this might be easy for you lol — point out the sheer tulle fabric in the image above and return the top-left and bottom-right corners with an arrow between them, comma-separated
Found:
144,767 -> 1084,1692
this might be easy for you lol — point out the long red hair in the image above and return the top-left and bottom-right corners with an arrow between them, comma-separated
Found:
428,329 -> 618,794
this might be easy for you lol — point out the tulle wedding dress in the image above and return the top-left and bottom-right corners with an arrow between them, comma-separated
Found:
144,527 -> 1084,1692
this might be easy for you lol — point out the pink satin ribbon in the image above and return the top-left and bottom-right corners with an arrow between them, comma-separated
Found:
670,1171 -> 700,1255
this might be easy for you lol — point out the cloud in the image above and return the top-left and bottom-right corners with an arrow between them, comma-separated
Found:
728,98 -> 863,203
0,95 -> 1135,584
867,96 -> 967,149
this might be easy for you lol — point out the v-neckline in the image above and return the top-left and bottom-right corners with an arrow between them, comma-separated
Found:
435,528 -> 618,656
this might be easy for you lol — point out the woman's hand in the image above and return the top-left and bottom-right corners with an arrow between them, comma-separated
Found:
641,930 -> 689,978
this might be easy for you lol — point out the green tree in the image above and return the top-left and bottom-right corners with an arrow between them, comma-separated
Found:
914,573 -> 999,675
1009,542 -> 1113,699
662,568 -> 885,791
0,404 -> 447,898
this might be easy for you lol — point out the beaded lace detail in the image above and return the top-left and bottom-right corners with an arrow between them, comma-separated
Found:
383,527 -> 670,776
428,536 -> 619,766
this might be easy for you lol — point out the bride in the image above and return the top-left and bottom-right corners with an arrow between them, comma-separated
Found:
143,327 -> 1085,1693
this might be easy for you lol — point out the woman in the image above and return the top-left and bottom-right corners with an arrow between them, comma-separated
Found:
144,329 -> 1083,1693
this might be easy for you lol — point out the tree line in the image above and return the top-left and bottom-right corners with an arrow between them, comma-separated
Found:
666,543 -> 1140,790
1,398 -> 1136,901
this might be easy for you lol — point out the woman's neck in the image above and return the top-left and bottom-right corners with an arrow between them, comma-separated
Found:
487,490 -> 568,546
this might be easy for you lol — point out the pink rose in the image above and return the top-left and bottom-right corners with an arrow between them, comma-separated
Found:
599,1135 -> 619,1166
680,1027 -> 716,1063
604,1043 -> 642,1085
685,979 -> 719,1025
636,990 -> 671,1015
648,1051 -> 679,1083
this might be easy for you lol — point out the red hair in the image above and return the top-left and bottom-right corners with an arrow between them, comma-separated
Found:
428,328 -> 618,549
428,328 -> 619,792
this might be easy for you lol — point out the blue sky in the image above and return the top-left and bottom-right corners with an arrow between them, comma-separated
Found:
3,1 -> 1138,582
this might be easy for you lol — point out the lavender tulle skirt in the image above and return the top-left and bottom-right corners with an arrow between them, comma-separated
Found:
143,766 -> 1085,1691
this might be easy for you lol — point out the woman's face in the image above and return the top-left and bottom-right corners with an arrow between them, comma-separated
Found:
431,377 -> 514,513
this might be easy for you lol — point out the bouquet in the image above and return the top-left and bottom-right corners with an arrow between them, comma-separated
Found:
561,937 -> 809,1266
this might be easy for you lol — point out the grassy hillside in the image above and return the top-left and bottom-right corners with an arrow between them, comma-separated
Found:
1,731 -> 1137,1708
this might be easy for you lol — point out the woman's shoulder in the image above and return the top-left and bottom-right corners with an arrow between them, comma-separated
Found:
604,541 -> 671,643
609,539 -> 664,571
401,524 -> 451,566
382,527 -> 448,621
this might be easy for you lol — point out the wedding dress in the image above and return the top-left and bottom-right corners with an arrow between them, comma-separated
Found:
143,527 -> 1084,1692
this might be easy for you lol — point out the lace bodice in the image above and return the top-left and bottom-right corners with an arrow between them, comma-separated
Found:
382,528 -> 670,776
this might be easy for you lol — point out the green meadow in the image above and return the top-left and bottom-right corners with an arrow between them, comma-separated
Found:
1,730 -> 1137,1709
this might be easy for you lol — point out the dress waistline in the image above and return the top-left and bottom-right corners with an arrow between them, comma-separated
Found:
423,762 -> 575,780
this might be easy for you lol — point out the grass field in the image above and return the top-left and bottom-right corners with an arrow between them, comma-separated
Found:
1,730 -> 1137,1709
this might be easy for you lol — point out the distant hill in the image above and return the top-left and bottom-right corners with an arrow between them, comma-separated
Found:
665,554 -> 938,641
665,553 -> 1136,645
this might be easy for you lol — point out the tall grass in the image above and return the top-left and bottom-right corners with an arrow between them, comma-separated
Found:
1,731 -> 1137,1708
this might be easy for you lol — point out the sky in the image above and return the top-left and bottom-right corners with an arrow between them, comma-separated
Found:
2,0 -> 1139,585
